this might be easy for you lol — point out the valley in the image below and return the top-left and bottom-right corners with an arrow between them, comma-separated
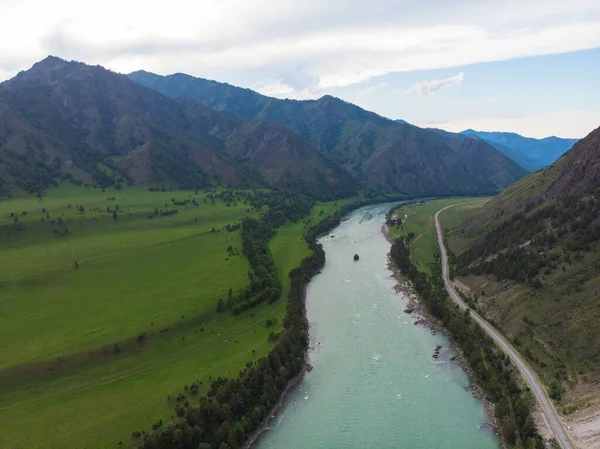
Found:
256,203 -> 500,449
0,50 -> 596,449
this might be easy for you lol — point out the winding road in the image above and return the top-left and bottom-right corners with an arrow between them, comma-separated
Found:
434,205 -> 575,449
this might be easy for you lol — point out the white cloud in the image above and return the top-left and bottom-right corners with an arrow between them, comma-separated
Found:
0,0 -> 598,138
420,110 -> 600,139
254,80 -> 296,97
358,82 -> 388,95
1,0 -> 600,88
407,72 -> 464,96
253,80 -> 322,100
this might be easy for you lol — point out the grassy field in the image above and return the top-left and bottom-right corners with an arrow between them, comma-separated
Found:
387,198 -> 491,273
269,199 -> 354,297
441,201 -> 495,255
0,185 -> 255,369
0,184 -> 314,448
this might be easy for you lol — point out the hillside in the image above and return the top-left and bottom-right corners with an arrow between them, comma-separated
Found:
446,126 -> 600,440
428,128 -> 531,188
0,57 -> 356,199
129,71 -> 527,196
461,129 -> 578,171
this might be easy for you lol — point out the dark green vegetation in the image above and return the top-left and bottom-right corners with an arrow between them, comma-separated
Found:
449,126 -> 600,404
0,57 -> 356,199
128,70 -> 527,196
0,55 -> 562,448
1,179 -> 393,448
461,130 -> 578,172
136,195 -> 385,448
0,184 -> 351,448
389,210 -> 545,449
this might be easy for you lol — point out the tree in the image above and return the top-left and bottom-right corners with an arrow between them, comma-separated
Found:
549,379 -> 563,402
501,415 -> 517,445
216,298 -> 225,313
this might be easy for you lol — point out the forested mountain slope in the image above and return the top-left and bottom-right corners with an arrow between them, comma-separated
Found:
129,71 -> 527,196
449,126 -> 600,397
461,129 -> 578,172
0,57 -> 356,199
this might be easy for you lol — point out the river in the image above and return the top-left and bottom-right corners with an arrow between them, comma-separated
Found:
257,203 -> 499,449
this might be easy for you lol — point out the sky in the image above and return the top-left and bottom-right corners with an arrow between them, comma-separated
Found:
1,0 -> 599,138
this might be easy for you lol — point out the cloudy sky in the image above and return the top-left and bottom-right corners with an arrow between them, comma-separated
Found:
2,0 -> 599,138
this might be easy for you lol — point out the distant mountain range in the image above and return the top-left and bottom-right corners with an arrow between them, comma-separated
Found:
128,70 -> 526,197
0,56 -> 527,198
460,130 -> 578,172
0,57 -> 356,198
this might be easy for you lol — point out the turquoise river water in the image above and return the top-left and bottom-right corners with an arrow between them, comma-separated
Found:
257,203 -> 499,449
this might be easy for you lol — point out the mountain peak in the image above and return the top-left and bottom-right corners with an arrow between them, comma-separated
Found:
9,56 -> 92,86
35,55 -> 67,65
28,55 -> 72,73
128,69 -> 153,77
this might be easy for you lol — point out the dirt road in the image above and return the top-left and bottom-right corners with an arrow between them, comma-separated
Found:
434,205 -> 575,449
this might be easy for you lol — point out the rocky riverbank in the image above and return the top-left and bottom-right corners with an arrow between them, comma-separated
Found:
382,224 -> 500,440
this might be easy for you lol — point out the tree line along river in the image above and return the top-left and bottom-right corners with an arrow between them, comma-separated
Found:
257,203 -> 499,449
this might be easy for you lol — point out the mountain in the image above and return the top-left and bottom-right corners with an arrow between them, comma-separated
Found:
450,126 -> 600,385
428,128 -> 532,189
128,71 -> 527,196
460,129 -> 578,171
0,57 -> 356,198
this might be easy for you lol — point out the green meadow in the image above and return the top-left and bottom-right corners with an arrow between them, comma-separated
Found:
0,185 -> 254,370
269,199 -> 354,297
0,186 -> 269,446
387,198 -> 491,273
0,184 -> 352,448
